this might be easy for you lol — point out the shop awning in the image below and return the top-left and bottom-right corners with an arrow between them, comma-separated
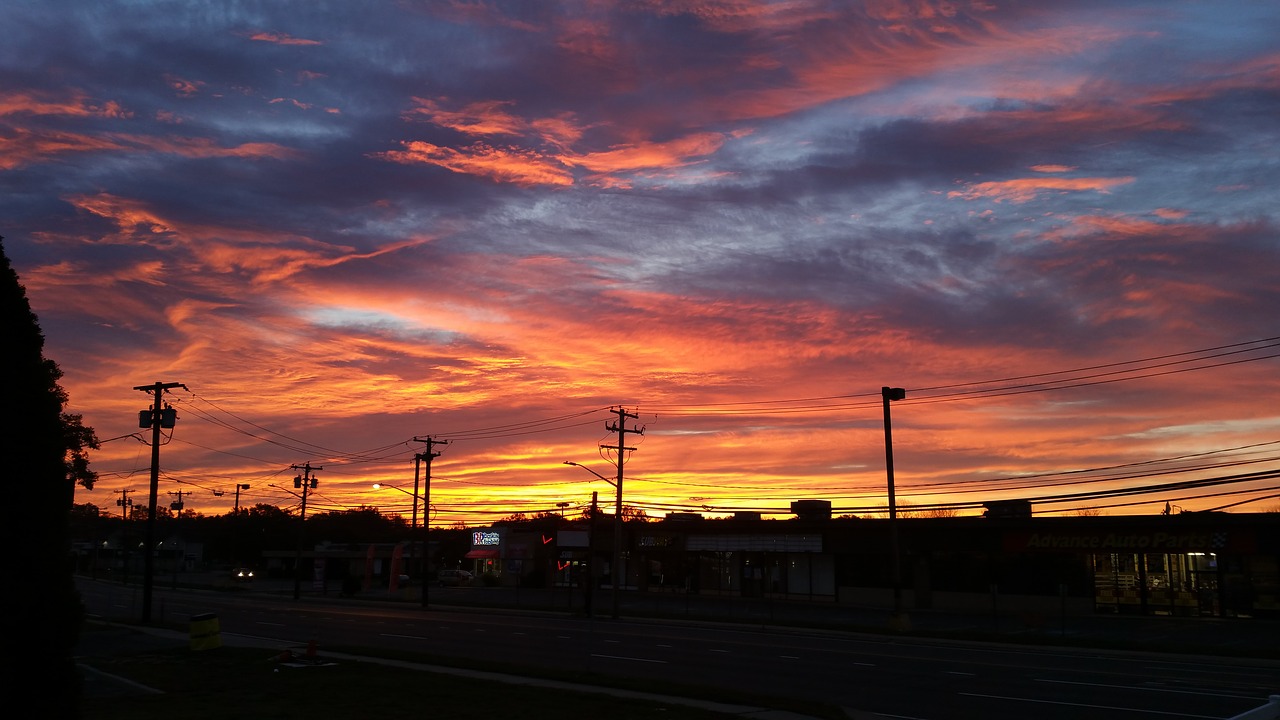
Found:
464,549 -> 500,559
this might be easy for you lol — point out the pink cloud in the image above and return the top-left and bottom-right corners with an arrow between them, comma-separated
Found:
948,175 -> 1135,203
374,141 -> 576,186
248,31 -> 323,46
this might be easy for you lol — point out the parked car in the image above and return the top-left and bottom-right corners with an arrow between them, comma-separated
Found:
437,569 -> 474,586
231,567 -> 255,583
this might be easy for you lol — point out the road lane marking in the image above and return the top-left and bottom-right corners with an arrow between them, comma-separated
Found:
1035,679 -> 1259,699
960,692 -> 1221,717
591,654 -> 668,664
947,671 -> 976,676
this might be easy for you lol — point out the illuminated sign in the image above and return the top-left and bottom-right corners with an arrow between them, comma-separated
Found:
472,531 -> 500,546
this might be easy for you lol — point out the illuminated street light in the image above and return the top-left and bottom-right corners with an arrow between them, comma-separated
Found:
565,460 -> 622,618
372,482 -> 419,527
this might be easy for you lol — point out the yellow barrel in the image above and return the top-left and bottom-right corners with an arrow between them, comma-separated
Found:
189,613 -> 221,650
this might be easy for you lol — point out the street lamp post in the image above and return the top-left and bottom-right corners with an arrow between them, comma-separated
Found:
565,461 -> 622,618
882,386 -> 908,631
372,480 -> 417,586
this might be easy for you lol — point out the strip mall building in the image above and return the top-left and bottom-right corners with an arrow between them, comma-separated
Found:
461,510 -> 1279,619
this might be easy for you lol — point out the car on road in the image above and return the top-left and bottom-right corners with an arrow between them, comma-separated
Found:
231,567 -> 255,583
438,569 -> 474,586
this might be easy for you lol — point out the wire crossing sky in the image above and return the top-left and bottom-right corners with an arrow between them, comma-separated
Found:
4,1 -> 1279,524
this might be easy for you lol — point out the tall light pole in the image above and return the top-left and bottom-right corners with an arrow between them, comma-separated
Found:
233,483 -> 250,513
372,480 -> 419,598
882,386 -> 908,630
565,461 -> 621,618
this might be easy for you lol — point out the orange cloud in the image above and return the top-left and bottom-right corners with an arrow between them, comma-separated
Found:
407,98 -> 528,137
0,90 -> 130,118
406,97 -> 587,149
248,31 -> 323,46
948,175 -> 1135,203
374,141 -> 575,186
0,129 -> 126,170
567,132 -> 726,173
164,75 -> 205,97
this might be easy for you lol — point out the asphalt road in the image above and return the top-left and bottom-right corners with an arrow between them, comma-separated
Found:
77,579 -> 1279,719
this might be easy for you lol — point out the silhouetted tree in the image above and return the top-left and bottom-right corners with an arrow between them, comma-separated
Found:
2,237 -> 87,717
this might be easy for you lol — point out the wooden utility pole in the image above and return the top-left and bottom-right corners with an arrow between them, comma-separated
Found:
601,407 -> 642,619
412,436 -> 447,608
134,380 -> 185,624
291,462 -> 321,601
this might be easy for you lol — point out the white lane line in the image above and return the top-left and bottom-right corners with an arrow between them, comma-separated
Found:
960,692 -> 1221,717
710,649 -> 730,653
1036,679 -> 1259,699
947,671 -> 976,676
780,655 -> 800,660
382,633 -> 429,640
254,621 -> 285,627
591,654 -> 668,664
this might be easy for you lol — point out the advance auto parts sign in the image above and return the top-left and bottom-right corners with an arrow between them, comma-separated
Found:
1006,530 -> 1253,553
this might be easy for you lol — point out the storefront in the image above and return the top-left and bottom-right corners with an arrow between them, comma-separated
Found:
1002,517 -> 1277,618
464,528 -> 504,579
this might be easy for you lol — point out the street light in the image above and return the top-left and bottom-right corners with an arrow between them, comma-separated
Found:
372,481 -> 423,602
372,482 -> 419,527
882,386 -> 908,631
565,460 -> 623,618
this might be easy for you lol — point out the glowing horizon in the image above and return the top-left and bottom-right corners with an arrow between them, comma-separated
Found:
6,1 -> 1279,526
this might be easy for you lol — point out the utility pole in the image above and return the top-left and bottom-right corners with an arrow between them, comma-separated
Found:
291,462 -> 321,601
134,380 -> 186,624
234,483 -> 249,513
412,436 -> 447,609
601,407 -> 642,619
168,490 -> 188,588
114,489 -> 134,519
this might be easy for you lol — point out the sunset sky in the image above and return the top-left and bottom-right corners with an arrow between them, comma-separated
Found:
5,1 -> 1279,527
